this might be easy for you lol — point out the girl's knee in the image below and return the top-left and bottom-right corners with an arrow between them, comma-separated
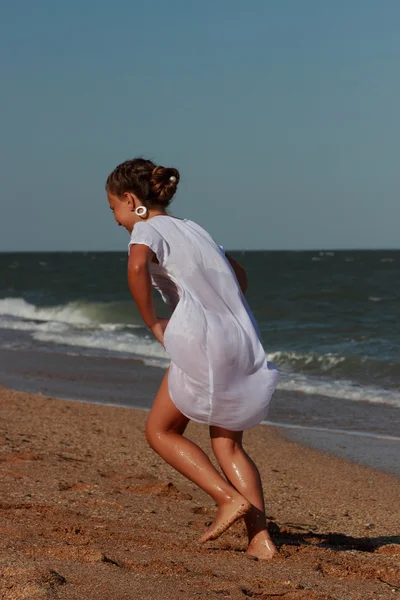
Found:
144,423 -> 153,448
145,419 -> 162,450
211,436 -> 242,459
145,418 -> 181,450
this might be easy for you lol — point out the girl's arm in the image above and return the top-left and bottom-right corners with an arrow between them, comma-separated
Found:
225,253 -> 248,295
127,244 -> 165,345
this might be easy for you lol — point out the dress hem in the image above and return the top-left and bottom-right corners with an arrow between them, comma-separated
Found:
166,366 -> 270,431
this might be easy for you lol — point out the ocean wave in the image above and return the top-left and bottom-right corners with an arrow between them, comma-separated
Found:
0,297 -> 141,327
0,317 -> 69,333
268,350 -> 400,378
268,350 -> 347,371
1,298 -> 399,409
275,372 -> 400,408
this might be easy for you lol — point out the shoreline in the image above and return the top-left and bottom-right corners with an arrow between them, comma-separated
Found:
1,386 -> 399,599
4,382 -> 400,478
1,346 -> 399,477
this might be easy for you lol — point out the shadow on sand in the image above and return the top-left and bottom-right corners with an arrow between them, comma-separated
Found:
269,520 -> 400,552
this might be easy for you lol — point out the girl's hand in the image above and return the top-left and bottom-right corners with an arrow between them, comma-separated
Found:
157,318 -> 170,334
151,318 -> 170,347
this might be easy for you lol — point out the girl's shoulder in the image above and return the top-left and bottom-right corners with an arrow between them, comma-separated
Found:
128,220 -> 170,264
134,216 -> 220,249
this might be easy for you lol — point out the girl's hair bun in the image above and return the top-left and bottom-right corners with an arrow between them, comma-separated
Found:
150,166 -> 180,205
106,157 -> 180,208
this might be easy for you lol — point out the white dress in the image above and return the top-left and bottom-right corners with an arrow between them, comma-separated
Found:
128,216 -> 279,431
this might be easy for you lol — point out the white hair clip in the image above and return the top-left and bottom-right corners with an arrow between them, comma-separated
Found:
169,175 -> 177,183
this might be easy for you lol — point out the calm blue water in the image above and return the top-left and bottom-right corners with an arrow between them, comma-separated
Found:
0,250 -> 399,407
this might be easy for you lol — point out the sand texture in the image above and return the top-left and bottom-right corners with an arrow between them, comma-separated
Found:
0,387 -> 399,600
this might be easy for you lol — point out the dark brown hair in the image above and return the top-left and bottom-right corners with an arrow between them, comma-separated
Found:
106,158 -> 180,207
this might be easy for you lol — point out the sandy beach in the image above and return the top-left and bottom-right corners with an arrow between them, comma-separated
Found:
1,387 -> 399,600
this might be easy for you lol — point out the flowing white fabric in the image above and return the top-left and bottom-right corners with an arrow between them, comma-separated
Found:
129,216 -> 279,430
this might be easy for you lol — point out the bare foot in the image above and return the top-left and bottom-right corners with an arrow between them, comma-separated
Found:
246,532 -> 278,561
199,497 -> 251,543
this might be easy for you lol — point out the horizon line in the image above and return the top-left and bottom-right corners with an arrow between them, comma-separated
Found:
1,248 -> 399,254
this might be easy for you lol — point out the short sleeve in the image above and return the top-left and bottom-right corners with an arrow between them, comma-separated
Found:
128,222 -> 169,266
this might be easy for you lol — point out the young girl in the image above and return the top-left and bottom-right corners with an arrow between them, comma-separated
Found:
106,158 -> 279,560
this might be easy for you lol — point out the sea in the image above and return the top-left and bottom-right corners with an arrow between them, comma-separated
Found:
1,249 -> 399,410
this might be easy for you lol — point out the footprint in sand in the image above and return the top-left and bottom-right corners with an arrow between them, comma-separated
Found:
1,451 -> 42,463
58,481 -> 98,493
191,506 -> 213,515
123,559 -> 189,575
0,565 -> 67,598
129,481 -> 192,500
319,552 -> 400,584
33,546 -> 121,566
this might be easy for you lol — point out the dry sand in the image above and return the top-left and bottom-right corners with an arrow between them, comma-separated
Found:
0,386 -> 399,600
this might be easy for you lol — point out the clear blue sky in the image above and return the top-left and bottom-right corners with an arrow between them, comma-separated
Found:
1,0 -> 399,251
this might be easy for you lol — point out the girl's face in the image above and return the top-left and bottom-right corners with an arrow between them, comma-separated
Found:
107,191 -> 138,233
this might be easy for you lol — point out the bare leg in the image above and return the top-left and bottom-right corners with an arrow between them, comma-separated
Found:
210,426 -> 277,560
145,370 -> 251,543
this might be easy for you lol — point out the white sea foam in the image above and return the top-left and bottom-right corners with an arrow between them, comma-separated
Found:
0,297 -> 141,328
0,317 -> 69,333
275,372 -> 400,408
368,296 -> 396,303
0,298 -> 92,324
266,352 -> 400,408
268,350 -> 347,371
32,330 -> 170,367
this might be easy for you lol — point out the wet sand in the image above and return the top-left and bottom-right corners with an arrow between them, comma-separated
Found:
1,387 -> 399,600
